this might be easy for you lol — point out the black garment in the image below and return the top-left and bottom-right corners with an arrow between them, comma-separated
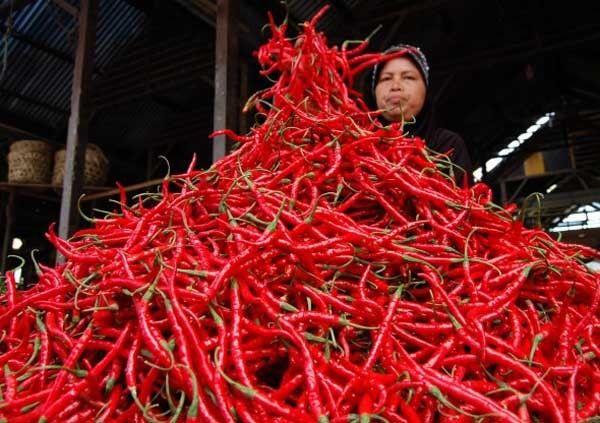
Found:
376,104 -> 473,186
407,93 -> 472,187
424,128 -> 472,187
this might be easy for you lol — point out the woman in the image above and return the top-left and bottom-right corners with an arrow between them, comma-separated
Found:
369,44 -> 472,187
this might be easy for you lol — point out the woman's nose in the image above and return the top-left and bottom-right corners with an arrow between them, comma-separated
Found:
391,76 -> 402,90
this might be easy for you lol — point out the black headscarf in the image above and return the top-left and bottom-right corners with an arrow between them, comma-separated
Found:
367,45 -> 439,144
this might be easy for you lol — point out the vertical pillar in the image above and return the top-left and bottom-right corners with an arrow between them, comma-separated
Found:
212,0 -> 239,163
58,0 -> 98,244
500,181 -> 508,205
239,60 -> 249,135
0,191 -> 14,273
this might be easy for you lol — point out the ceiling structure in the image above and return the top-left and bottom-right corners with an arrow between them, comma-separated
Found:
1,0 -> 600,251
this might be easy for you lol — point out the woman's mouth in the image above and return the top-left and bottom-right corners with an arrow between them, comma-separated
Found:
386,95 -> 407,106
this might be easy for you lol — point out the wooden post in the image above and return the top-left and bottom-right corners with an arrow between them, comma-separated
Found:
500,181 -> 508,206
57,0 -> 97,245
239,60 -> 249,134
212,0 -> 239,163
0,191 -> 14,273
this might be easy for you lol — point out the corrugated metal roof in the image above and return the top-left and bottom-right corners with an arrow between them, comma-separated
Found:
287,0 -> 342,30
0,0 -> 147,132
285,0 -> 377,43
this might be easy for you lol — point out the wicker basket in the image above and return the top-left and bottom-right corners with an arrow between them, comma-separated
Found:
52,144 -> 109,187
7,140 -> 53,184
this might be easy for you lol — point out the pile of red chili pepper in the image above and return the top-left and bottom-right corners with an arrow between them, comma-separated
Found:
2,7 -> 600,422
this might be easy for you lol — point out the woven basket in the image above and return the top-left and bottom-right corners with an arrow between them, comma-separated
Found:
7,140 -> 53,184
52,144 -> 109,187
9,140 -> 52,154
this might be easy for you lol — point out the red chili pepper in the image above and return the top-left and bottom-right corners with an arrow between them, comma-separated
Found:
38,324 -> 94,421
1,6 -> 599,422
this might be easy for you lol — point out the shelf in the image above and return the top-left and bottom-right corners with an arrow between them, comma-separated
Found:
0,182 -> 110,191
0,182 -> 112,202
0,179 -> 168,203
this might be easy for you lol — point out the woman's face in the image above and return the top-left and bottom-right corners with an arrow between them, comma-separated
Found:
375,57 -> 427,122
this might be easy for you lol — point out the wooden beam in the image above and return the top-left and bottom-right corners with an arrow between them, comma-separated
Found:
524,188 -> 600,210
0,0 -> 36,19
57,0 -> 98,243
92,70 -> 213,110
0,182 -> 107,192
0,121 -> 50,141
0,87 -> 68,115
52,0 -> 78,18
0,192 -> 14,274
92,55 -> 213,107
0,23 -> 102,79
0,109 -> 58,140
97,41 -> 212,83
212,0 -> 239,162
434,24 -> 600,74
0,23 -> 74,64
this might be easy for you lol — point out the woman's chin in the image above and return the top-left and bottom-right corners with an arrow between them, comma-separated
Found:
382,111 -> 405,123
